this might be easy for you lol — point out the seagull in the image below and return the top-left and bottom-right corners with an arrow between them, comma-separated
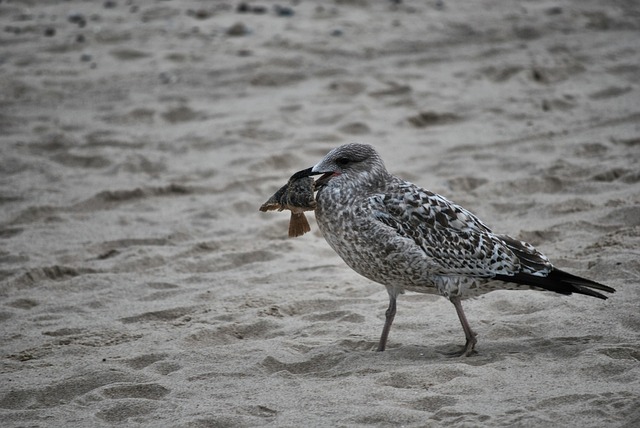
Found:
291,143 -> 615,356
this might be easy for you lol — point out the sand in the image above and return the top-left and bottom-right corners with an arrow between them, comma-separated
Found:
1,0 -> 639,426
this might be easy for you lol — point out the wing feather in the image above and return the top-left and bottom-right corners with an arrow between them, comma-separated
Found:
370,181 -> 522,277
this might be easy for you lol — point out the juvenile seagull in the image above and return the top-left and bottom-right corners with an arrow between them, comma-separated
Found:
292,143 -> 615,356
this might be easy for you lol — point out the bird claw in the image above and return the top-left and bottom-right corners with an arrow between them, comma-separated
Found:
439,337 -> 477,357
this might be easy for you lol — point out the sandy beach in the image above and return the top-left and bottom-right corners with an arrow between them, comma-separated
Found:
1,0 -> 639,426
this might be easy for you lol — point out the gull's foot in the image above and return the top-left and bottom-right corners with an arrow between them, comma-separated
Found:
438,337 -> 477,357
462,335 -> 477,356
439,347 -> 477,358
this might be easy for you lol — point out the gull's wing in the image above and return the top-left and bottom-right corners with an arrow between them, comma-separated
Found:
369,181 -> 547,278
369,180 -> 614,299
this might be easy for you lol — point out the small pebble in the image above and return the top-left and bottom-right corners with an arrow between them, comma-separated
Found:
68,13 -> 87,28
274,5 -> 294,16
237,3 -> 267,14
227,22 -> 247,36
194,9 -> 211,19
44,27 -> 56,37
546,6 -> 563,15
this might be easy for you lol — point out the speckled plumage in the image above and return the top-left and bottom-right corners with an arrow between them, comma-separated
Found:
292,143 -> 615,356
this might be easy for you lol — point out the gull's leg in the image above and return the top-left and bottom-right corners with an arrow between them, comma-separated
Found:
377,293 -> 397,352
450,296 -> 477,357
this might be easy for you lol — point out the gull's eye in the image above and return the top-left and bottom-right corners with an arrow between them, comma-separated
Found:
335,157 -> 350,166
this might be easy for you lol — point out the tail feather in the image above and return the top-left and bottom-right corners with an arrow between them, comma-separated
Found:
498,234 -> 551,273
495,268 -> 615,300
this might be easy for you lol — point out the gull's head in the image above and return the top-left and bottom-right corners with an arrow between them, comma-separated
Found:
291,143 -> 388,189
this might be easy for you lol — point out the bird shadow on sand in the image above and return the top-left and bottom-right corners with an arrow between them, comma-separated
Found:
317,333 -> 621,367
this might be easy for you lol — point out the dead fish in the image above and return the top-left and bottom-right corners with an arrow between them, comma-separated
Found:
259,176 -> 316,237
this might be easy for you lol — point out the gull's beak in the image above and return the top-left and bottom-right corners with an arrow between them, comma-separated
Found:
290,163 -> 336,188
289,167 -> 321,180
